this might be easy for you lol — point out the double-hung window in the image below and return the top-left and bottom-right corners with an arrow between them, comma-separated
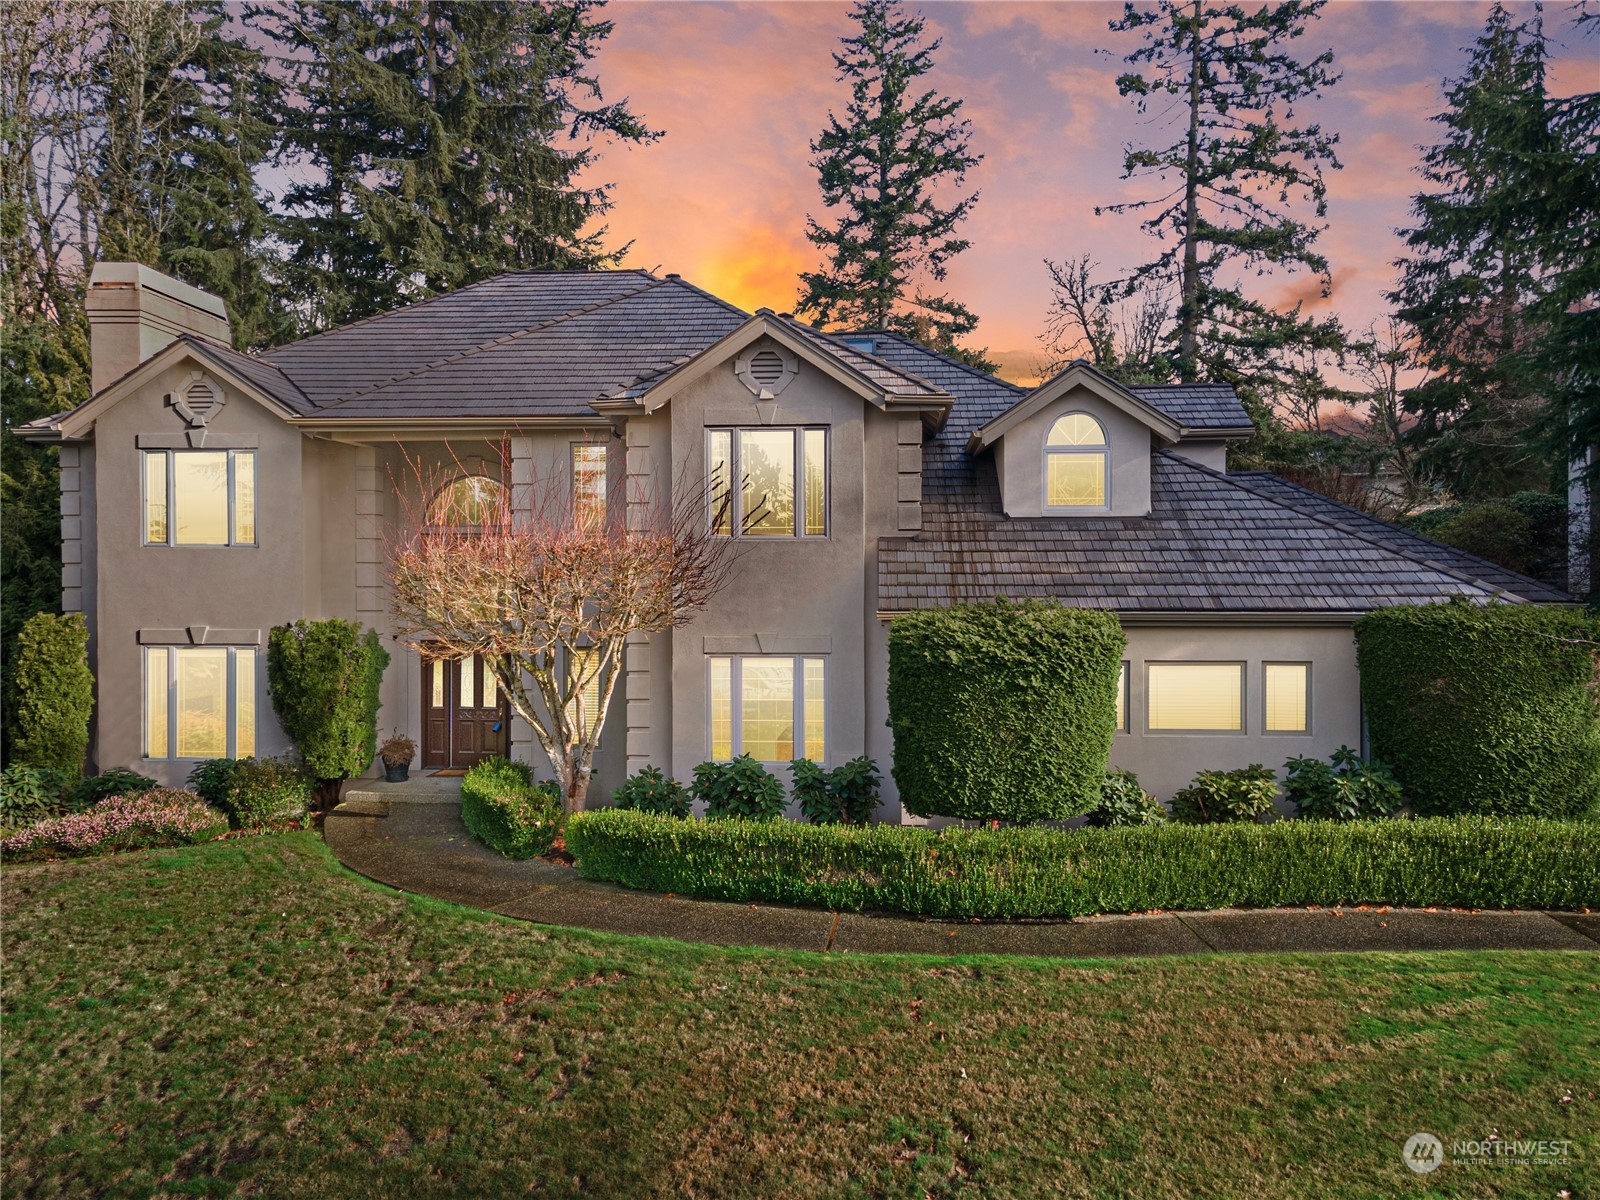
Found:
707,427 -> 827,537
144,645 -> 256,759
143,449 -> 256,546
708,656 -> 825,763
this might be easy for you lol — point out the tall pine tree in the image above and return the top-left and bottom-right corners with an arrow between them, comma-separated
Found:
1389,4 -> 1557,498
796,0 -> 993,372
1104,0 -> 1346,388
255,1 -> 657,336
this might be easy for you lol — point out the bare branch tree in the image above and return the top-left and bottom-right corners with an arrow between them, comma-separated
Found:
386,441 -> 740,812
1040,254 -> 1174,382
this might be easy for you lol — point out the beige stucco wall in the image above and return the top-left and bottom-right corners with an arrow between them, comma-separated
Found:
1167,440 -> 1228,472
89,358 -> 304,785
1110,624 -> 1363,804
995,386 -> 1155,517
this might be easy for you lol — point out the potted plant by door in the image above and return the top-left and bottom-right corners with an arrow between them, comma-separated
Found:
379,733 -> 417,783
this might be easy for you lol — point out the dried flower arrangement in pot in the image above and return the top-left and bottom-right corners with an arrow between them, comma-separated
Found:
379,732 -> 417,781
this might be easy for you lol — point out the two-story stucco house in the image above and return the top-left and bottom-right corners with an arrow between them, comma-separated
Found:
19,262 -> 1569,816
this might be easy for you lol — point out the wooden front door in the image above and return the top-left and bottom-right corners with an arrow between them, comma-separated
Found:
422,655 -> 509,769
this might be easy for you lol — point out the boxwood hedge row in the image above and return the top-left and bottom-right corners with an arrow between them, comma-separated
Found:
566,808 -> 1599,919
1355,601 -> 1600,820
888,600 -> 1124,823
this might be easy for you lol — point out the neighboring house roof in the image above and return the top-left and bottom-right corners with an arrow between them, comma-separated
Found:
878,452 -> 1569,613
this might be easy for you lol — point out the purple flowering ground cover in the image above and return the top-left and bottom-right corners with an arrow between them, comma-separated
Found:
2,832 -> 1595,1199
1,788 -> 228,860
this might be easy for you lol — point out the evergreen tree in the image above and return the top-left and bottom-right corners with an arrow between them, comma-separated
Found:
1104,0 -> 1346,387
796,0 -> 994,372
1389,4 -> 1559,498
255,1 -> 657,336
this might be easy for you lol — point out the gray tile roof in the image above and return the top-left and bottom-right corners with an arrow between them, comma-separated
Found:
258,271 -> 664,407
878,452 -> 1568,612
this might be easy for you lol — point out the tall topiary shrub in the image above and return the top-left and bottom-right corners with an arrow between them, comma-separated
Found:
888,599 -> 1125,823
267,620 -> 389,809
1355,601 -> 1600,819
11,611 -> 93,773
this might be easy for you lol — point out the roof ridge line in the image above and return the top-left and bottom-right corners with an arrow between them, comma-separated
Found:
261,269 -> 660,356
1155,452 -> 1541,601
314,277 -> 672,410
782,318 -> 949,397
659,274 -> 751,320
194,337 -> 314,409
856,329 -> 1029,394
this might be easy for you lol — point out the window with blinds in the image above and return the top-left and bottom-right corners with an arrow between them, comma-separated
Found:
1146,662 -> 1244,732
1263,662 -> 1311,733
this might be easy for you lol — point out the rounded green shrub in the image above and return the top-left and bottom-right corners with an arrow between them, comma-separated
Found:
791,756 -> 881,825
1083,769 -> 1167,828
11,612 -> 94,774
186,759 -> 241,809
691,755 -> 785,820
1170,766 -> 1278,825
1355,601 -> 1600,818
1284,748 -> 1402,821
223,757 -> 314,829
460,756 -> 563,859
613,766 -> 691,818
888,599 -> 1125,823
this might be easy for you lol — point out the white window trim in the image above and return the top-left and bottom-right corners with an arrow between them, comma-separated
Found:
1042,411 -> 1111,512
707,654 -> 827,764
1262,661 -> 1313,736
1144,660 -> 1248,736
706,426 -> 829,539
143,645 -> 256,760
141,448 -> 258,547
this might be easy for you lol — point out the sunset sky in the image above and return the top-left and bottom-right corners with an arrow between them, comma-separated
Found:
581,1 -> 1597,384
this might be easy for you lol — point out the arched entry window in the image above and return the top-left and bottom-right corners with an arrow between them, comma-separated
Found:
1044,413 -> 1108,509
428,475 -> 506,527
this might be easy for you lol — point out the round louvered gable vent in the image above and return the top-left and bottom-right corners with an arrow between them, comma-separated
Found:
184,380 -> 220,421
734,343 -> 798,397
749,349 -> 786,387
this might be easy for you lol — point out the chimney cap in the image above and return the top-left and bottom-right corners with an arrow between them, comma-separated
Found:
87,262 -> 229,322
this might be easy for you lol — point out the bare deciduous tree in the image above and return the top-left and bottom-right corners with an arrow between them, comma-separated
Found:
387,443 -> 739,812
1039,254 -> 1173,383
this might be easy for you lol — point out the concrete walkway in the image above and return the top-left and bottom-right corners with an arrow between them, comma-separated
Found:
323,793 -> 1600,959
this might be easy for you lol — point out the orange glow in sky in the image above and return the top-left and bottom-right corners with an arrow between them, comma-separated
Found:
585,1 -> 1596,385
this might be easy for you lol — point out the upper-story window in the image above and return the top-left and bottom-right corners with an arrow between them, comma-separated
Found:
428,474 -> 505,527
707,427 -> 827,538
1044,412 -> 1108,509
143,449 -> 256,546
572,444 -> 607,531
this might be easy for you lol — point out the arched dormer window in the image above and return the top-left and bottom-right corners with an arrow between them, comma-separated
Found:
1044,413 -> 1109,509
428,474 -> 506,527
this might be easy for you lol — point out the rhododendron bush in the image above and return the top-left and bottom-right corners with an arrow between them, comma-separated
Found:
1,789 -> 227,859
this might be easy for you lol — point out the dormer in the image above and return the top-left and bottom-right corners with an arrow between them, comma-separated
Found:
966,360 -> 1182,518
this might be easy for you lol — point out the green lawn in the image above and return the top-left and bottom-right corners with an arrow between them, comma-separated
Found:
2,834 -> 1594,1199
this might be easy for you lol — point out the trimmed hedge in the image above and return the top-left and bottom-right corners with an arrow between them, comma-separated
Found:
888,600 -> 1125,823
1356,602 -> 1600,819
460,757 -> 564,859
11,611 -> 94,773
566,809 -> 1600,919
267,619 -> 390,796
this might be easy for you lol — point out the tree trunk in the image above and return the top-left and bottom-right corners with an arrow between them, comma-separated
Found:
1179,0 -> 1203,382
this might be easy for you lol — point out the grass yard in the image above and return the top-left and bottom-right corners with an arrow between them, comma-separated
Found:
2,833 -> 1595,1199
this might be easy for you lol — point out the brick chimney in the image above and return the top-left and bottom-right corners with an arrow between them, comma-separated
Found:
85,262 -> 231,396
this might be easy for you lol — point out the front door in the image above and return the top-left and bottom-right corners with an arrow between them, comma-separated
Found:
422,655 -> 509,769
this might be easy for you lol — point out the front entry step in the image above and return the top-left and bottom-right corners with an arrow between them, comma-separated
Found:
343,776 -> 463,807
